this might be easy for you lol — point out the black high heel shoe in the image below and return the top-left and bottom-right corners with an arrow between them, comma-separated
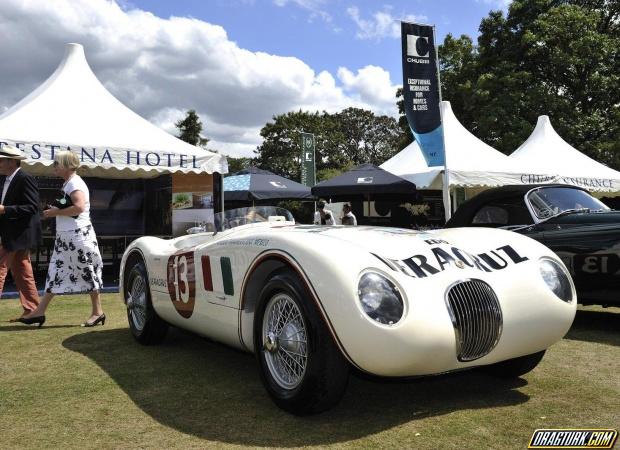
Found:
82,313 -> 106,327
17,316 -> 46,328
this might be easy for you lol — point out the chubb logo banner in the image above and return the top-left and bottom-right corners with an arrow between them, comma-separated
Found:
400,21 -> 445,166
528,429 -> 618,449
407,34 -> 430,59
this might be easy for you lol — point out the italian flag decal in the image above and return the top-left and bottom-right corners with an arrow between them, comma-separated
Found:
201,255 -> 234,296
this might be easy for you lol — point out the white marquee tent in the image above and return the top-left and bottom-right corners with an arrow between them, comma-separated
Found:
0,43 -> 227,178
509,115 -> 620,193
381,103 -> 620,219
381,101 -> 527,191
381,101 -> 533,217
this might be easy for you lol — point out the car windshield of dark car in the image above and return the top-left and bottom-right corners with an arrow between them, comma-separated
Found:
214,206 -> 295,231
526,187 -> 610,219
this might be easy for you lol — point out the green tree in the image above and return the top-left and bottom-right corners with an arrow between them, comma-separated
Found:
436,0 -> 620,167
175,110 -> 210,147
395,87 -> 414,151
252,110 -> 334,181
332,107 -> 402,166
226,156 -> 252,174
437,34 -> 480,134
253,108 -> 404,181
316,164 -> 353,183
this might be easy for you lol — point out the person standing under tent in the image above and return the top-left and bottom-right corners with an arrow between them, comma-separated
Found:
341,203 -> 357,226
313,200 -> 335,225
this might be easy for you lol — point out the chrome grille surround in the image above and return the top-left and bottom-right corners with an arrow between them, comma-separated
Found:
445,279 -> 503,362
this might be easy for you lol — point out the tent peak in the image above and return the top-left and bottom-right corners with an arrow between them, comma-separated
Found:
509,113 -> 620,190
524,115 -> 564,145
65,42 -> 85,54
439,100 -> 453,119
0,42 -> 228,176
56,43 -> 89,76
534,115 -> 554,133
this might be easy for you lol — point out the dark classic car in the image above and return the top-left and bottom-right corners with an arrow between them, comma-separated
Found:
446,184 -> 620,307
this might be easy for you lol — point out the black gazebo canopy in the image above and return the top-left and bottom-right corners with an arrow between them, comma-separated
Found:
311,163 -> 416,200
224,167 -> 314,202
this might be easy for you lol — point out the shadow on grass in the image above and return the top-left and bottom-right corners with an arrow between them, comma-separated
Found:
63,327 -> 530,446
0,324 -> 77,331
565,308 -> 620,347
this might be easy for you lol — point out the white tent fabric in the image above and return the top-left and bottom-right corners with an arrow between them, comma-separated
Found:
378,139 -> 439,189
509,116 -> 620,193
0,43 -> 227,179
381,101 -> 525,189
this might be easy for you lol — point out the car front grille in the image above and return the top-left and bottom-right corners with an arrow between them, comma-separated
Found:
445,279 -> 503,362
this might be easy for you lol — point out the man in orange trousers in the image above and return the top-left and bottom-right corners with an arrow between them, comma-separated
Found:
0,145 -> 41,319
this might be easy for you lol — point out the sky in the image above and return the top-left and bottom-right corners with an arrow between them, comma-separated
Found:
0,0 -> 510,158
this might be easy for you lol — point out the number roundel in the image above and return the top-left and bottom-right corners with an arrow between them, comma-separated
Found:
166,251 -> 196,318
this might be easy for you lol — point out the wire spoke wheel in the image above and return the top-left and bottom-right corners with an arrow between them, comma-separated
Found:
255,269 -> 349,414
128,270 -> 148,331
123,256 -> 168,345
262,292 -> 308,390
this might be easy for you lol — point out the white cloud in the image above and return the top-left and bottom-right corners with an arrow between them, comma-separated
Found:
272,0 -> 332,23
0,0 -> 399,157
346,6 -> 427,41
337,66 -> 399,116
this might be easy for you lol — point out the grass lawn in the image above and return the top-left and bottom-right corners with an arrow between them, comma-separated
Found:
0,294 -> 618,449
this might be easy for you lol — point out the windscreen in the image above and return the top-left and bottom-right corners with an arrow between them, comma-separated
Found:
526,187 -> 609,219
214,206 -> 295,231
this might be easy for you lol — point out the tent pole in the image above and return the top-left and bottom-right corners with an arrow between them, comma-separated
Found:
452,187 -> 458,211
221,174 -> 225,213
434,25 -> 451,223
442,170 -> 451,222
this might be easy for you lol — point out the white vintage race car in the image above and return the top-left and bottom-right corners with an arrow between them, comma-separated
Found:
119,206 -> 577,415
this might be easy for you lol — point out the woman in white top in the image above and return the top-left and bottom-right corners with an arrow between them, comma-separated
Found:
313,200 -> 335,225
24,151 -> 104,327
341,203 -> 357,226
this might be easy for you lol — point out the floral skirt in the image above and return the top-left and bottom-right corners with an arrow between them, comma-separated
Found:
45,225 -> 103,294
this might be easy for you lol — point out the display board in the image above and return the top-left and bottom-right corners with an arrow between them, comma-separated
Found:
172,173 -> 214,236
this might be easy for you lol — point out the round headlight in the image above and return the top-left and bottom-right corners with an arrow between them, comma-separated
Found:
539,258 -> 573,302
357,272 -> 404,325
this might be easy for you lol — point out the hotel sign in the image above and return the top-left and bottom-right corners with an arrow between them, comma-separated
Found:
0,140 -> 206,171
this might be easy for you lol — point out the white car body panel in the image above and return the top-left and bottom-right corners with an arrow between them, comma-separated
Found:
120,222 -> 577,377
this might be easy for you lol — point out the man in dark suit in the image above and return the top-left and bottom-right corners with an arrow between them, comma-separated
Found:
0,145 -> 41,320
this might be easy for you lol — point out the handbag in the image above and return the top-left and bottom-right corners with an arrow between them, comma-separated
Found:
51,191 -> 78,218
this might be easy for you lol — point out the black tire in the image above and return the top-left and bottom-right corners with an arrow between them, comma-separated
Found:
483,350 -> 546,378
124,255 -> 168,345
254,269 -> 349,415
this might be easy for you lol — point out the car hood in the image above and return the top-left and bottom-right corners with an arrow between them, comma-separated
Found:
549,210 -> 620,225
278,225 -> 539,263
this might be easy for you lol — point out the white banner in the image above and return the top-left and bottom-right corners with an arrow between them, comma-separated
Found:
0,139 -> 227,175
